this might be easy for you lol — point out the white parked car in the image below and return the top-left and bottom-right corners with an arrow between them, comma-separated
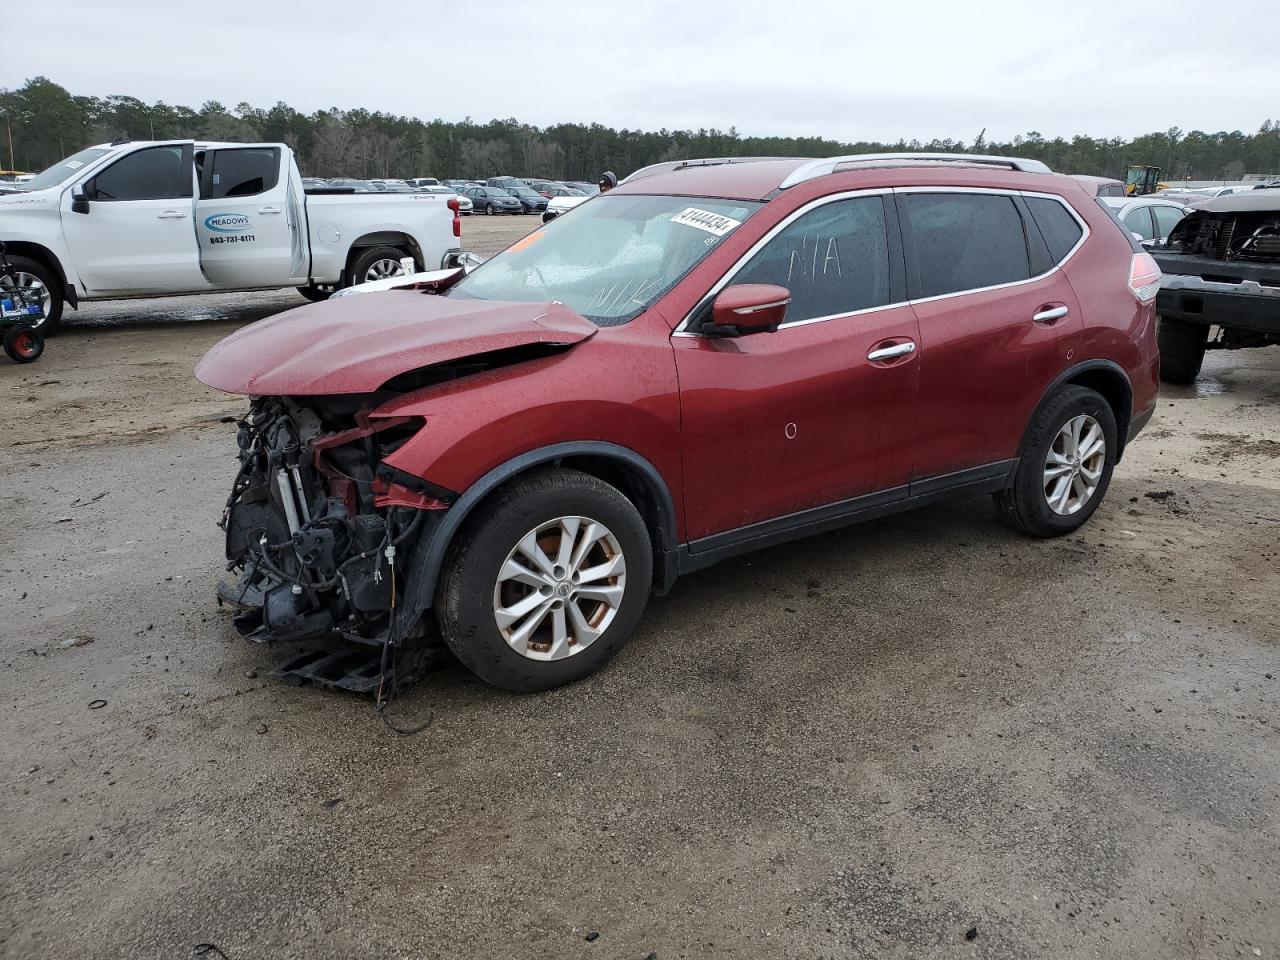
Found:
1100,196 -> 1192,246
541,194 -> 589,223
0,141 -> 471,331
421,184 -> 473,214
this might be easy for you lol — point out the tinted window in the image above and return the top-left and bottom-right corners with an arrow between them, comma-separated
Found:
91,146 -> 186,201
1098,184 -> 1126,197
903,194 -> 1030,298
1026,197 -> 1084,263
732,197 -> 890,323
202,148 -> 278,199
1152,205 -> 1186,239
1122,206 -> 1156,241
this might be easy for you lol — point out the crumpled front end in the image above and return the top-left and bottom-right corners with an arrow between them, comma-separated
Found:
218,395 -> 450,650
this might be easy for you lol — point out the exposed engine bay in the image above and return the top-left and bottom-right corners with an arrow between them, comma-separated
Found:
1168,208 -> 1280,263
218,395 -> 447,654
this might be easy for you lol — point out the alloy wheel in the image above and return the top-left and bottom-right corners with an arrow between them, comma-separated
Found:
492,515 -> 627,661
364,258 -> 406,282
1043,414 -> 1106,515
0,272 -> 51,328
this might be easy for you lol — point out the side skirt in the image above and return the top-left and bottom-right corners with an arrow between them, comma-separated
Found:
674,460 -> 1018,577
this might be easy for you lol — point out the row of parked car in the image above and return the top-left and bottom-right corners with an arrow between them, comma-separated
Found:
299,175 -> 600,219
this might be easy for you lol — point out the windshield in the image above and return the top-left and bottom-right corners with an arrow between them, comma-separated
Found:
22,147 -> 110,192
449,194 -> 761,326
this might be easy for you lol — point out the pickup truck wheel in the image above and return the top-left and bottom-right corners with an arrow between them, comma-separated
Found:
1157,316 -> 1207,384
994,385 -> 1117,538
296,284 -> 336,302
349,245 -> 410,285
0,256 -> 61,335
437,468 -> 653,692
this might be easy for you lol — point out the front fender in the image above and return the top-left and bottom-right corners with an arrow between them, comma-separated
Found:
373,331 -> 683,509
0,197 -> 82,295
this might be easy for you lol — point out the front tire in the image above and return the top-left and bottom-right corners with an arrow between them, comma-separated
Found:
486,203 -> 496,216
437,469 -> 653,692
1157,316 -> 1207,384
0,255 -> 62,335
296,284 -> 335,302
994,385 -> 1117,538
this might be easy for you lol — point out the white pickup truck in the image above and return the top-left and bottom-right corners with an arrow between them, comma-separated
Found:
0,140 -> 469,332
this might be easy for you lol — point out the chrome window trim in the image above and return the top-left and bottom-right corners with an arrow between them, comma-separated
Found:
894,186 -> 1090,306
674,187 -> 897,336
673,186 -> 1089,337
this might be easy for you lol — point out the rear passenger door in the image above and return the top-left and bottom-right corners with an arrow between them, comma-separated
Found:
899,190 -> 1083,484
195,146 -> 306,287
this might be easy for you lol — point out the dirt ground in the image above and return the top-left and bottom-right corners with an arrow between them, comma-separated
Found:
2,212 -> 1278,960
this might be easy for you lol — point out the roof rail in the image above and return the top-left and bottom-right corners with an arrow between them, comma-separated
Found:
621,156 -> 796,185
778,153 -> 1052,189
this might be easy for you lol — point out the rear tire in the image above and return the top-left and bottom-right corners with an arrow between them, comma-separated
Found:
994,385 -> 1117,538
0,255 -> 62,335
4,325 -> 44,363
437,468 -> 653,692
1157,316 -> 1207,384
347,245 -> 411,287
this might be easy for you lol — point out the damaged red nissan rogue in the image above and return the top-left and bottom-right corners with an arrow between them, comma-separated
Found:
196,153 -> 1161,692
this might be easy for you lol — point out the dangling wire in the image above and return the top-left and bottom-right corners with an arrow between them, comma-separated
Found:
374,541 -> 433,736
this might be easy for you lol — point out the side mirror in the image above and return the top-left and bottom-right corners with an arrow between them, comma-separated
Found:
709,284 -> 790,336
71,187 -> 90,215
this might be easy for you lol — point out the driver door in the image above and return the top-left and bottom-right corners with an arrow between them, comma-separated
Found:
60,142 -> 207,294
674,194 -> 920,546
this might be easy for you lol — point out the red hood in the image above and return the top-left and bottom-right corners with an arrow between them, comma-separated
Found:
195,293 -> 597,395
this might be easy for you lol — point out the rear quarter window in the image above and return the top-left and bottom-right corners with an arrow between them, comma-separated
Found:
1025,197 -> 1085,263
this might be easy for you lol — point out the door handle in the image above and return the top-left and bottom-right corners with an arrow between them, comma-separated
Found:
258,206 -> 282,214
867,341 -> 916,362
156,210 -> 185,219
1033,305 -> 1069,323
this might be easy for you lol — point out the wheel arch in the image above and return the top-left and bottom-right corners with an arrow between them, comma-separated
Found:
2,241 -> 77,308
343,231 -> 422,281
1029,359 -> 1134,460
399,441 -> 679,635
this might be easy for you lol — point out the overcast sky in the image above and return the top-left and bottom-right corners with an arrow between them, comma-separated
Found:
13,0 -> 1278,143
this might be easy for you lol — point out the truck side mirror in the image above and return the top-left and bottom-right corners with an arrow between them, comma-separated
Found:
71,187 -> 90,215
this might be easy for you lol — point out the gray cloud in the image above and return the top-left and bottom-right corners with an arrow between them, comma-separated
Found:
11,0 -> 1276,142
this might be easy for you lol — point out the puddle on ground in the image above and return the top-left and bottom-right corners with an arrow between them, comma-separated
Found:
1166,376 -> 1230,399
1192,377 -> 1229,396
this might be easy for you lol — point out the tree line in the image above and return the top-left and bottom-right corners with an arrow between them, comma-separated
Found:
3,76 -> 1279,184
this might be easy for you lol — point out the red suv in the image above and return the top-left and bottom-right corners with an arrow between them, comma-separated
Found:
197,153 -> 1161,692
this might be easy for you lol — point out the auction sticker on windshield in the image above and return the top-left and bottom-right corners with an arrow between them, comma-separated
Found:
670,207 -> 742,237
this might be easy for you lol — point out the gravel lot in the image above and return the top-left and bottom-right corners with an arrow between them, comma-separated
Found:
2,213 -> 1278,959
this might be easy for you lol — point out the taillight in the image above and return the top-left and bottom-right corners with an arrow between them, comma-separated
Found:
447,197 -> 461,238
1129,252 -> 1161,303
